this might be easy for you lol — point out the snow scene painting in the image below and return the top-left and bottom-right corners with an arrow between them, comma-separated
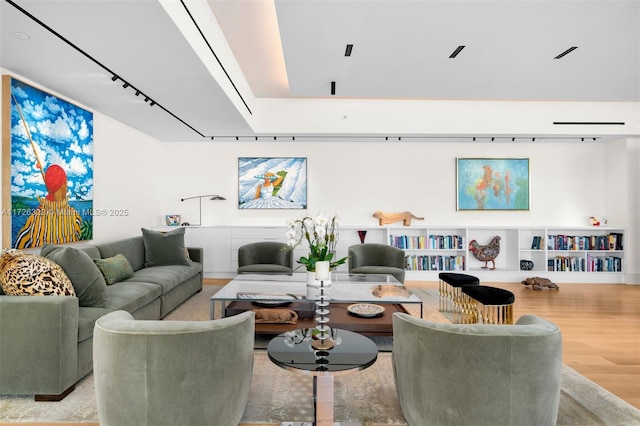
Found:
3,76 -> 94,248
238,157 -> 307,209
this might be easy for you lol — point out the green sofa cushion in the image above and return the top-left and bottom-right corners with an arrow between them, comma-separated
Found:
42,245 -> 109,308
97,237 -> 146,272
130,263 -> 202,293
106,281 -> 163,314
94,254 -> 135,285
141,228 -> 190,267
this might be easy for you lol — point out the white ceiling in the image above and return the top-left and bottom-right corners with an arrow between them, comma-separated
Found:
1,0 -> 639,142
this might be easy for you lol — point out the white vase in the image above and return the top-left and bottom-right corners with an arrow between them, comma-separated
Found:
305,270 -> 332,300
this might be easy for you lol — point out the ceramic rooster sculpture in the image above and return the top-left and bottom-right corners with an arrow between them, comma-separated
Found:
469,236 -> 501,270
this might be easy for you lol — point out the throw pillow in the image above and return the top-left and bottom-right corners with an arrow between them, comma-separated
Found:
0,249 -> 75,296
93,254 -> 135,285
41,244 -> 109,308
141,227 -> 190,267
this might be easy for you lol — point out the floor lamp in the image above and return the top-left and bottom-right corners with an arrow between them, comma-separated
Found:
180,194 -> 226,226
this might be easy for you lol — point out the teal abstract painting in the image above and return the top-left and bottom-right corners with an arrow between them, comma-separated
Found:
456,158 -> 530,211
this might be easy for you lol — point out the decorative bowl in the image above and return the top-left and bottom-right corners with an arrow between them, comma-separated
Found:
347,303 -> 385,318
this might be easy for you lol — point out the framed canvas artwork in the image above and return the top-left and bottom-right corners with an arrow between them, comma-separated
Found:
2,76 -> 94,248
238,157 -> 307,209
456,157 -> 530,211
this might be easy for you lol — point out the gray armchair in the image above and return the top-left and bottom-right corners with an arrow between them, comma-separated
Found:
237,241 -> 293,275
392,312 -> 562,426
348,243 -> 406,283
93,310 -> 255,426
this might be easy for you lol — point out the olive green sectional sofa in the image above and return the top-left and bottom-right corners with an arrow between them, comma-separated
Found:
0,229 -> 203,400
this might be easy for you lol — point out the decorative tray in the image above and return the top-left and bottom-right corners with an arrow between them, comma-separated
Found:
347,303 -> 385,318
237,292 -> 297,307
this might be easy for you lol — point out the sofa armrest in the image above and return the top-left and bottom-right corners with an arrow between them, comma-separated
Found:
187,247 -> 203,264
0,296 -> 79,395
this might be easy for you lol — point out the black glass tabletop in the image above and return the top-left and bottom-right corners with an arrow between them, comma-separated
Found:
267,328 -> 378,375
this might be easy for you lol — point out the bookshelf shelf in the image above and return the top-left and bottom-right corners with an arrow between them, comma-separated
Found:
384,225 -> 625,283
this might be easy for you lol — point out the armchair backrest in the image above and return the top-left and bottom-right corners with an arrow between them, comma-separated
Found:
238,241 -> 293,268
94,310 -> 255,426
348,243 -> 404,269
392,312 -> 562,426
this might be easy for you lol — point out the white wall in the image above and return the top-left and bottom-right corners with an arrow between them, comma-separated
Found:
159,140 -> 613,229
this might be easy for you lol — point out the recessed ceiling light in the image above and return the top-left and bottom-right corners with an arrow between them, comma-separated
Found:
345,44 -> 353,57
449,45 -> 465,58
12,32 -> 30,40
554,46 -> 578,59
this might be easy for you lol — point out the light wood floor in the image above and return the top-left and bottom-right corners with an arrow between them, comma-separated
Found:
4,279 -> 638,426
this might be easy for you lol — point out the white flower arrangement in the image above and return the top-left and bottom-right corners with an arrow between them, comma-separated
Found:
286,212 -> 348,272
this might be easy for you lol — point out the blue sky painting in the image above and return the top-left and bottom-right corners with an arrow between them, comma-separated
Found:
7,77 -> 94,246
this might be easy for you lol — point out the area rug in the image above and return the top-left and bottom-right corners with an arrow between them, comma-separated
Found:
3,352 -> 640,425
2,285 -> 640,425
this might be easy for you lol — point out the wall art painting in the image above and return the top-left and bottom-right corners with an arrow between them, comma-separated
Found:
238,157 -> 307,209
456,157 -> 530,211
2,76 -> 94,248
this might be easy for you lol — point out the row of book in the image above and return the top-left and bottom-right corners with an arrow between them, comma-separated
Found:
545,233 -> 624,251
404,255 -> 466,271
547,255 -> 623,272
391,234 -> 465,250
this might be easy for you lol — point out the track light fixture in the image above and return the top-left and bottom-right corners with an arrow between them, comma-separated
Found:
554,46 -> 578,59
135,90 -> 140,96
111,75 -> 118,81
149,101 -> 156,106
331,81 -> 336,95
449,45 -> 465,58
345,44 -> 353,57
122,82 -> 129,89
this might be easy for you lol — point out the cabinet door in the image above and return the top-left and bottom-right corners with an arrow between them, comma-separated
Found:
186,227 -> 231,274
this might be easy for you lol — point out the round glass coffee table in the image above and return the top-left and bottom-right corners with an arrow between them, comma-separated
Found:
267,328 -> 378,426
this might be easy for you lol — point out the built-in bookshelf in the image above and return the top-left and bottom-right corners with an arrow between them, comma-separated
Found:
545,230 -> 624,273
151,225 -> 625,283
387,226 -> 625,283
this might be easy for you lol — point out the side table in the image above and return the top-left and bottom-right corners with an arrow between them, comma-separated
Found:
267,328 -> 378,426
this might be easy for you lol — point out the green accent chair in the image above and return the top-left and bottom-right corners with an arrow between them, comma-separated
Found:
237,241 -> 293,275
348,243 -> 406,283
392,313 -> 562,426
93,310 -> 255,426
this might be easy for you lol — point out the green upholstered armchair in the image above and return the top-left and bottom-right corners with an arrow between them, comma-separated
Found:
237,241 -> 293,275
392,313 -> 562,426
93,310 -> 255,426
348,243 -> 406,283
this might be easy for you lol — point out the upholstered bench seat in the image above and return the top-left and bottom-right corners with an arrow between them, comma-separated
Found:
438,272 -> 480,313
461,285 -> 515,324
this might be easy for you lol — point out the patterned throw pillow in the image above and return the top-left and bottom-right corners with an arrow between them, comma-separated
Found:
0,249 -> 75,296
94,254 -> 135,285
